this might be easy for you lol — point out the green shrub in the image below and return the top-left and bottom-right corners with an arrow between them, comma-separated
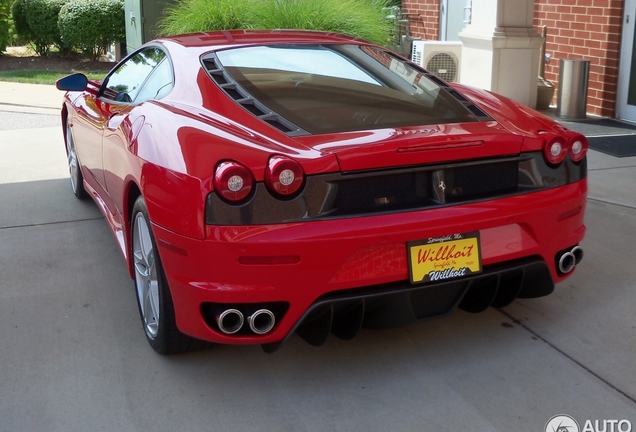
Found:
0,0 -> 10,53
10,0 -> 35,44
158,0 -> 393,47
253,0 -> 393,46
22,0 -> 68,55
0,21 -> 8,54
7,16 -> 25,46
159,0 -> 254,37
58,0 -> 124,60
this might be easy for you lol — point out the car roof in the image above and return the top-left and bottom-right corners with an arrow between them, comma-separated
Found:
158,29 -> 364,50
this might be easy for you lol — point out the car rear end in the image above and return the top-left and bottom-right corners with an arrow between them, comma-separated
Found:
153,33 -> 587,349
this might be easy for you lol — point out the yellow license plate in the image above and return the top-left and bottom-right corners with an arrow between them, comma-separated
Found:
408,232 -> 482,284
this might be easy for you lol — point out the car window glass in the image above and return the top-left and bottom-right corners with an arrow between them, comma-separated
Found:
213,44 -> 478,134
103,47 -> 166,103
134,57 -> 174,103
217,46 -> 381,86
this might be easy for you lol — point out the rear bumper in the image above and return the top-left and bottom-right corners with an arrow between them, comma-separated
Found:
153,180 -> 586,346
261,256 -> 552,351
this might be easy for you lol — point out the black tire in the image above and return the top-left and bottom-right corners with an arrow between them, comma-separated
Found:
65,120 -> 88,199
131,196 -> 210,354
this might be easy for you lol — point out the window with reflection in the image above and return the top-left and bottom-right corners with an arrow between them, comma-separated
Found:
212,44 -> 478,134
102,47 -> 172,104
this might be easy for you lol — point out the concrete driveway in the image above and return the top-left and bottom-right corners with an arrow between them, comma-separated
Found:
1,85 -> 635,431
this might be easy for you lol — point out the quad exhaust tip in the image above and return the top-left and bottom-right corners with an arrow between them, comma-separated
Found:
558,245 -> 583,274
248,309 -> 276,335
217,309 -> 244,335
216,308 -> 276,335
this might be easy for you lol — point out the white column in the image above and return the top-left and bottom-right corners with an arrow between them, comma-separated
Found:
458,0 -> 543,108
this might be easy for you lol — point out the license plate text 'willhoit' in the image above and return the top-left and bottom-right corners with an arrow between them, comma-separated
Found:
408,232 -> 482,284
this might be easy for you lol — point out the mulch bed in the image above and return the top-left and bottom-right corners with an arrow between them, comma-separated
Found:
0,52 -> 116,72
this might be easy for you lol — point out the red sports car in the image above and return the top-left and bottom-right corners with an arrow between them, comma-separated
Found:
56,30 -> 587,354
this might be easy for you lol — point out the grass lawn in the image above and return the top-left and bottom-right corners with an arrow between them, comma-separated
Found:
0,69 -> 106,85
0,46 -> 115,84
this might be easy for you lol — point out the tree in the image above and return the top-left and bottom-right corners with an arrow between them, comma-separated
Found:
58,0 -> 124,60
22,0 -> 69,56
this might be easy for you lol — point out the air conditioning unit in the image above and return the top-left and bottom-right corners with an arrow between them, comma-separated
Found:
411,41 -> 463,83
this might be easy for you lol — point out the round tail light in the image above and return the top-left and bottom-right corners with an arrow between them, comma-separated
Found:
543,136 -> 568,165
569,134 -> 588,162
213,161 -> 253,202
265,156 -> 304,197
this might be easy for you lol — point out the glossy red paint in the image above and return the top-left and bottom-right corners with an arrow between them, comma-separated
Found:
58,30 -> 588,352
295,122 -> 523,171
156,181 -> 586,345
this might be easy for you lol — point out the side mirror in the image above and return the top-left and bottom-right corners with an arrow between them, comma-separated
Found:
56,73 -> 88,91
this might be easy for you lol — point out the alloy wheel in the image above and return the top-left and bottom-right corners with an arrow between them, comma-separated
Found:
66,123 -> 80,194
132,212 -> 160,339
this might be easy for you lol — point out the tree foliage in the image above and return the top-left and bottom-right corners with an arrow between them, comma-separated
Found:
58,0 -> 124,60
22,0 -> 68,55
0,0 -> 11,54
11,0 -> 35,43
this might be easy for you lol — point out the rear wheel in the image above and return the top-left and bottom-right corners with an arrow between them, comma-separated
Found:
65,121 -> 87,199
131,196 -> 209,354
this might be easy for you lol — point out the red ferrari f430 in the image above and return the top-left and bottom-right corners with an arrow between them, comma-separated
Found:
56,30 -> 587,354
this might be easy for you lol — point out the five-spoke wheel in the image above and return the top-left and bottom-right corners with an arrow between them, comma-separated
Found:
132,209 -> 160,340
65,120 -> 87,199
131,196 -> 206,354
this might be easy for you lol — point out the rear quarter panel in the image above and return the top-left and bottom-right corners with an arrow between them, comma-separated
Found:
129,101 -> 337,241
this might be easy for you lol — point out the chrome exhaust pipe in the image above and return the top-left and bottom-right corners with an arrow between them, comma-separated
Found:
558,252 -> 575,274
571,245 -> 584,265
247,309 -> 276,334
217,309 -> 244,334
558,246 -> 583,274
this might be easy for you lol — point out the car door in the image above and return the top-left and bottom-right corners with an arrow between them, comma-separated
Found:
99,47 -> 174,235
70,84 -> 111,193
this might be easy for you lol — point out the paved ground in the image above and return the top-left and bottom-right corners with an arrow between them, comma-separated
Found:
1,83 -> 635,431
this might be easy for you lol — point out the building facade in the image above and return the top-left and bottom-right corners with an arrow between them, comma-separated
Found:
402,0 -> 627,120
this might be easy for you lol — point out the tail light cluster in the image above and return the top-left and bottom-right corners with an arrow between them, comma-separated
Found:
543,133 -> 588,166
213,161 -> 254,202
213,156 -> 305,204
264,155 -> 304,197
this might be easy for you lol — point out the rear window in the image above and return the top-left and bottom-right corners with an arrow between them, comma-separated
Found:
207,44 -> 481,135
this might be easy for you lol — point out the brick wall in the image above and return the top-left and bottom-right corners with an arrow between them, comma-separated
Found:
402,0 -> 440,41
534,0 -> 623,116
